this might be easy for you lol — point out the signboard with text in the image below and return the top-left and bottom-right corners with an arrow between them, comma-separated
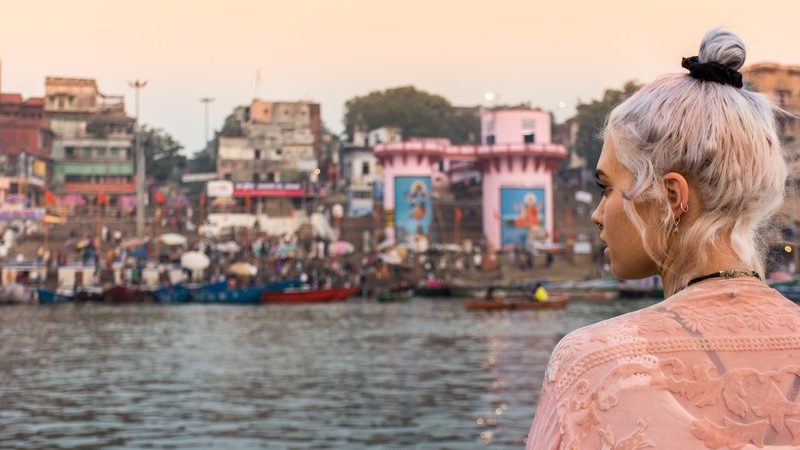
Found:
233,182 -> 305,198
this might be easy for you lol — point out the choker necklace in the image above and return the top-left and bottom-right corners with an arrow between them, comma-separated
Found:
687,270 -> 760,286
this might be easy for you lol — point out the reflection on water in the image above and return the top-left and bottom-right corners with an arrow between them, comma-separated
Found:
0,298 -> 656,449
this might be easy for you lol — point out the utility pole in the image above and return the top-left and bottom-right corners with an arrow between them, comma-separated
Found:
199,97 -> 215,154
129,80 -> 148,238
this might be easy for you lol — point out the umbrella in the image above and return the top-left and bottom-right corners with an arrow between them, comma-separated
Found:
4,194 -> 29,205
159,233 -> 187,246
227,261 -> 258,277
328,240 -> 355,256
60,194 -> 86,206
215,241 -> 241,253
120,237 -> 148,249
211,197 -> 236,207
166,194 -> 190,207
118,195 -> 138,208
181,251 -> 210,270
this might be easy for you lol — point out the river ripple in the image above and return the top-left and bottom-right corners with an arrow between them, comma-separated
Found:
0,298 -> 656,449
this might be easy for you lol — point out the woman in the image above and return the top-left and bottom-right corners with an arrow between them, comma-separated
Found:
527,29 -> 800,449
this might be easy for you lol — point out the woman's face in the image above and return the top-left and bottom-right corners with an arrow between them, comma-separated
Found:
591,139 -> 658,279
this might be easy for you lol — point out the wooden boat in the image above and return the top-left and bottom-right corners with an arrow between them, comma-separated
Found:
377,289 -> 414,303
465,295 -> 569,311
37,288 -> 72,305
102,285 -> 150,303
153,284 -> 191,303
414,280 -> 451,297
331,286 -> 361,300
261,286 -> 358,304
193,279 -> 300,304
152,281 -> 227,303
0,283 -> 35,304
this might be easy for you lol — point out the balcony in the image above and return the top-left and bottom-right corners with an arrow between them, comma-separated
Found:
63,182 -> 136,194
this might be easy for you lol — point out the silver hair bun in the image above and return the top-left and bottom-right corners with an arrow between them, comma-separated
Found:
698,28 -> 746,71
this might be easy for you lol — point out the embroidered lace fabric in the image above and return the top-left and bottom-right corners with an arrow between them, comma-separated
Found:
526,278 -> 800,449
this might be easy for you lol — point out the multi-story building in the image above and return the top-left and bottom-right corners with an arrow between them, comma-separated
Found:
0,62 -> 52,206
214,99 -> 324,213
339,126 -> 396,217
45,77 -> 135,199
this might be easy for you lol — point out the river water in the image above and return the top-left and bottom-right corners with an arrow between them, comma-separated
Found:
0,297 -> 657,449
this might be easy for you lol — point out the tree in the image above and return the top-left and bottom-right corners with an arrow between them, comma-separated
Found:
141,126 -> 187,184
574,81 -> 641,170
343,86 -> 479,144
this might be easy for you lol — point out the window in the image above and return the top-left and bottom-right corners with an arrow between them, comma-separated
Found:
267,172 -> 275,182
486,120 -> 494,134
254,149 -> 261,160
487,135 -> 495,145
224,173 -> 232,181
252,173 -> 260,182
65,147 -> 75,158
524,133 -> 535,143
110,148 -> 120,157
82,148 -> 93,158
96,148 -> 107,158
276,148 -> 282,156
361,161 -> 370,175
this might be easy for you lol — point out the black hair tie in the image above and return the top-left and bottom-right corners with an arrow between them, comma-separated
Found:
681,56 -> 743,88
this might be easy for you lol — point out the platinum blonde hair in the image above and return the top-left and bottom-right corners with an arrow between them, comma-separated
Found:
604,28 -> 788,295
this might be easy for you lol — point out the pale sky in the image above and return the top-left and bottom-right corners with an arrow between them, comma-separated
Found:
1,0 -> 799,155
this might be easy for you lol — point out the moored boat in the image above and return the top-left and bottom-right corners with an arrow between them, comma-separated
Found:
464,295 -> 569,311
261,286 -> 358,304
377,289 -> 414,303
102,285 -> 150,303
37,288 -> 73,305
192,279 -> 300,304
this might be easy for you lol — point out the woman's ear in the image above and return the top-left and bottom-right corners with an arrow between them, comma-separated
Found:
662,172 -> 690,218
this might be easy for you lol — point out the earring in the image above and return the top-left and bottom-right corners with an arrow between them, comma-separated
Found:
673,216 -> 680,233
680,202 -> 689,213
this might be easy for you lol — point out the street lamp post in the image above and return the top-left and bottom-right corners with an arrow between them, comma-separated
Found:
200,97 -> 215,154
129,80 -> 148,238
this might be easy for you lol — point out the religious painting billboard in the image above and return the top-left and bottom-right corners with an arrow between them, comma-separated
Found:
500,187 -> 546,248
394,176 -> 432,244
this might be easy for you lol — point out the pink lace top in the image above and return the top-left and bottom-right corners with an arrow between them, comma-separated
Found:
527,278 -> 800,449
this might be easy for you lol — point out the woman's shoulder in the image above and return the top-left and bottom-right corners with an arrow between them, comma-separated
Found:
543,304 -> 659,395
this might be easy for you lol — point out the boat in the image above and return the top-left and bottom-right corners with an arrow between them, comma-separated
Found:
0,283 -> 36,304
261,286 -> 359,304
192,279 -> 300,304
102,285 -> 151,303
153,283 -> 191,303
377,289 -> 414,303
414,279 -> 451,297
331,286 -> 361,300
464,295 -> 569,311
37,288 -> 73,305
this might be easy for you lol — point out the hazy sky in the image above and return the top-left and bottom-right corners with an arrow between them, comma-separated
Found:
2,0 -> 799,155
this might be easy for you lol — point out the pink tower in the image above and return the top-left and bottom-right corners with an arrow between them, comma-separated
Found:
374,107 -> 566,250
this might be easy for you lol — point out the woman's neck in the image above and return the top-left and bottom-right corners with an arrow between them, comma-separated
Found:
660,248 -> 755,295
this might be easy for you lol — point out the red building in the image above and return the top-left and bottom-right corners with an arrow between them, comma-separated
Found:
0,93 -> 52,160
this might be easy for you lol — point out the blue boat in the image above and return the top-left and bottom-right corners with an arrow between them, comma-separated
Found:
37,288 -> 72,305
191,279 -> 300,304
152,281 -> 227,303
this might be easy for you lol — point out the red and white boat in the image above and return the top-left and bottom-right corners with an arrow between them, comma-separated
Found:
261,286 -> 360,304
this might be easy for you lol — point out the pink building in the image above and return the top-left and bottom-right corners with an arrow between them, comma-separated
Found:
374,106 -> 566,250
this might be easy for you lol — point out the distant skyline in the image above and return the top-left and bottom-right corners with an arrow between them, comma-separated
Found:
2,0 -> 799,155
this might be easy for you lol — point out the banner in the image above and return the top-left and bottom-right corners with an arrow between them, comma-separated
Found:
394,176 -> 432,244
500,187 -> 546,247
206,180 -> 234,198
233,182 -> 305,198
